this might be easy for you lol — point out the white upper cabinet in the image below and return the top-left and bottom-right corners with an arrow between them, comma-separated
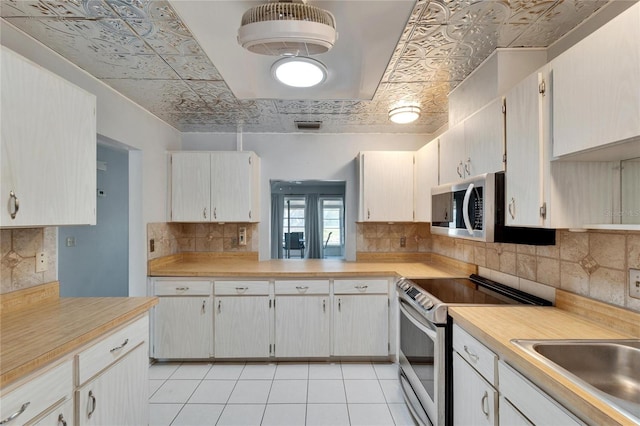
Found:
1,47 -> 96,227
171,151 -> 260,222
440,98 -> 505,184
414,139 -> 439,222
552,2 -> 640,157
505,69 -> 548,227
358,151 -> 414,222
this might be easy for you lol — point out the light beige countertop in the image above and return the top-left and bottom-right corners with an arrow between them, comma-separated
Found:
148,252 -> 476,279
449,290 -> 640,426
0,282 -> 158,388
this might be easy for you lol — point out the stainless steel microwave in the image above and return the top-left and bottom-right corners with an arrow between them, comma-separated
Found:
431,173 -> 496,242
431,172 -> 556,245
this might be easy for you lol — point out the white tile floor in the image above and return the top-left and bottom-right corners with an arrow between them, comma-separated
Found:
149,361 -> 416,426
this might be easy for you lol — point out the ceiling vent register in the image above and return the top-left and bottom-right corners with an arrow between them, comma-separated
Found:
237,1 -> 338,56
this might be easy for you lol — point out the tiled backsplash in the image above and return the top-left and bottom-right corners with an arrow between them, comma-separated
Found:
430,230 -> 640,312
356,223 -> 432,253
147,222 -> 258,260
0,228 -> 57,294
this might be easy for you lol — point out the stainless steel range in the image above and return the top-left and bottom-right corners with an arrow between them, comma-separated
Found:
396,274 -> 551,426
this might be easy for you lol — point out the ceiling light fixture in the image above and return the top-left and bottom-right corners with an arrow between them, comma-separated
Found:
389,105 -> 421,124
272,57 -> 327,88
238,2 -> 337,56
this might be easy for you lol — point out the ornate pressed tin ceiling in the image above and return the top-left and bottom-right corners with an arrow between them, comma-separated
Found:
1,0 -> 609,133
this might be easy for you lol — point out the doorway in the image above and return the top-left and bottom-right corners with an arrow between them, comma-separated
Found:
271,180 -> 345,259
58,140 -> 129,296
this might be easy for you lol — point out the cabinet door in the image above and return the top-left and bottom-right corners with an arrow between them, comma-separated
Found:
499,396 -> 533,426
153,297 -> 213,359
214,296 -> 270,358
1,47 -> 96,227
275,296 -> 330,357
32,398 -> 74,426
171,152 -> 211,222
439,122 -> 465,184
333,295 -> 388,356
505,71 -> 545,227
465,98 -> 505,178
360,151 -> 414,222
211,152 -> 255,222
414,139 -> 439,222
453,353 -> 497,426
76,344 -> 148,426
552,3 -> 640,157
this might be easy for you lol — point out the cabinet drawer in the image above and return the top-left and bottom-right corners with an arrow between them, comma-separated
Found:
0,359 -> 72,426
215,281 -> 269,295
31,398 -> 73,426
334,279 -> 388,294
154,281 -> 212,296
452,324 -> 497,386
77,315 -> 148,386
499,361 -> 584,425
275,280 -> 329,295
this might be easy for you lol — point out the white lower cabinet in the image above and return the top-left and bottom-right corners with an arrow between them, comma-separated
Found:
499,396 -> 533,426
275,295 -> 330,357
76,344 -> 148,425
32,398 -> 74,426
453,352 -> 498,426
498,361 -> 584,426
152,281 -> 214,359
214,295 -> 271,358
333,294 -> 388,356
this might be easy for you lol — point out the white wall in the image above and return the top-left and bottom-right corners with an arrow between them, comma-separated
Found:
1,21 -> 182,296
182,132 -> 427,260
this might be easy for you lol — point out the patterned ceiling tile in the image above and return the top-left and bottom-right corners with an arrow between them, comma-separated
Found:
1,0 -> 612,133
162,54 -> 223,81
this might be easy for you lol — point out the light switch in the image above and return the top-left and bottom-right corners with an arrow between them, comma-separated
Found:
238,227 -> 247,246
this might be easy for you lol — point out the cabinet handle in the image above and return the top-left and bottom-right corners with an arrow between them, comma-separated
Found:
110,338 -> 129,353
235,286 -> 248,293
338,298 -> 341,312
8,191 -> 19,220
367,209 -> 370,220
87,390 -> 96,419
218,300 -> 221,313
176,286 -> 190,291
0,402 -> 30,424
456,162 -> 463,178
323,299 -> 326,312
508,197 -> 516,220
58,414 -> 67,426
214,208 -> 217,219
203,207 -> 207,219
295,286 -> 309,292
481,391 -> 489,418
463,345 -> 479,363
202,300 -> 206,314
355,285 -> 368,291
464,158 -> 471,175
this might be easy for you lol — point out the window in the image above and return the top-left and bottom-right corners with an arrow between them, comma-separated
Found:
321,198 -> 343,247
283,197 -> 305,235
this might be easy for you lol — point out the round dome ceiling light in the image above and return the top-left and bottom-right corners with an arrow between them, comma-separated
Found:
272,57 -> 327,88
389,105 -> 421,124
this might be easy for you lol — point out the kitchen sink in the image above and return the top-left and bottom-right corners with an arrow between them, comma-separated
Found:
511,339 -> 640,422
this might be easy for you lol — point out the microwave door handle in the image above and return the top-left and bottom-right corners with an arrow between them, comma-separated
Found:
462,183 -> 475,235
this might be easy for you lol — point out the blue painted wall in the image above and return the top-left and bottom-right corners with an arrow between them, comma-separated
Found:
58,143 -> 129,297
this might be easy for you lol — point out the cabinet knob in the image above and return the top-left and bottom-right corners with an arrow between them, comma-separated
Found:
8,191 -> 19,220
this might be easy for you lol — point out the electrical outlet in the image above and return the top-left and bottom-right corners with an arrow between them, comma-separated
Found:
65,236 -> 76,247
238,227 -> 247,246
36,252 -> 48,273
400,236 -> 406,248
630,268 -> 640,299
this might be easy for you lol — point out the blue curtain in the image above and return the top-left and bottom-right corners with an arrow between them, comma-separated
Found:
304,194 -> 322,258
270,193 -> 284,259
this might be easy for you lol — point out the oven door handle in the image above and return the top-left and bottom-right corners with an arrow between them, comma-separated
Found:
462,183 -> 475,235
399,300 -> 438,340
399,369 -> 431,426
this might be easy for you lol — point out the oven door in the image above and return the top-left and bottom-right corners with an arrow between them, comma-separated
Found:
398,299 -> 445,426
